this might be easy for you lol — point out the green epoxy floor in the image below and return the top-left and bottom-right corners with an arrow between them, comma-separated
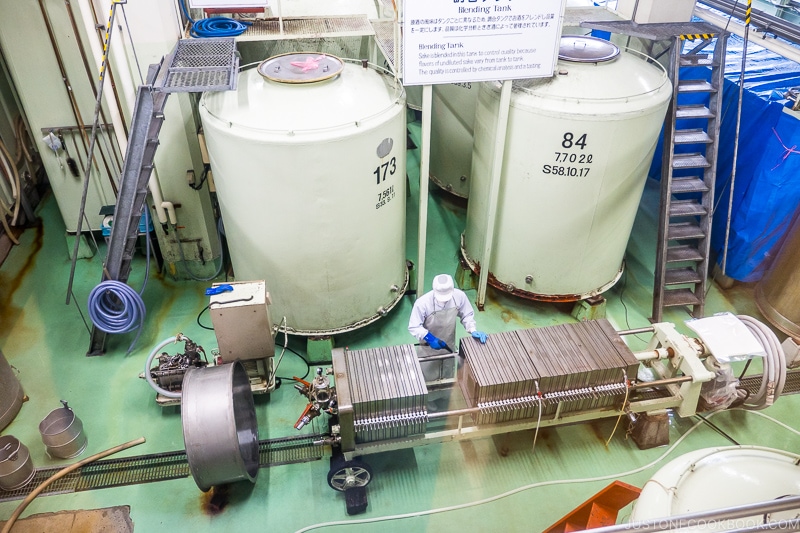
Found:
0,132 -> 799,532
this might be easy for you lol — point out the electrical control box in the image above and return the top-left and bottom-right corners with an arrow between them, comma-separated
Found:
616,0 -> 697,23
210,280 -> 275,363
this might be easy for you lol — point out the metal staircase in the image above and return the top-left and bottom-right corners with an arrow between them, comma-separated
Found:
653,33 -> 727,322
578,19 -> 728,323
88,38 -> 238,355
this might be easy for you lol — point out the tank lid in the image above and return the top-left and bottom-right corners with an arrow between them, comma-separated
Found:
558,36 -> 619,63
257,53 -> 344,83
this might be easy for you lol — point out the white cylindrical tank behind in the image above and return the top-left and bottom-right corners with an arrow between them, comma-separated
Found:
430,82 -> 477,199
201,54 -> 407,335
428,3 -> 602,199
462,37 -> 672,301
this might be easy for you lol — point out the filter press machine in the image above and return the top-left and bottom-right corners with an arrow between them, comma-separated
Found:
285,314 -> 786,514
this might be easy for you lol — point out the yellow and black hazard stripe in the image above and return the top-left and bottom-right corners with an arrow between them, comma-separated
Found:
680,33 -> 716,41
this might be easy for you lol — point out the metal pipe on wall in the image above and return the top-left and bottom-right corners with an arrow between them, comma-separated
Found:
37,0 -> 118,197
76,0 -> 175,225
85,0 -> 178,225
66,0 -> 123,305
695,2 -> 800,64
85,0 -> 129,138
64,0 -> 124,175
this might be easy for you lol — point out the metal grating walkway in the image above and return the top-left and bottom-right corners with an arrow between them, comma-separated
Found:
0,434 -> 322,503
157,38 -> 239,93
237,16 -> 374,41
372,20 -> 401,78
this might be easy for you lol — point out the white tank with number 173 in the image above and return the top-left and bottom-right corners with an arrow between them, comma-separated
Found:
462,36 -> 672,301
200,54 -> 407,335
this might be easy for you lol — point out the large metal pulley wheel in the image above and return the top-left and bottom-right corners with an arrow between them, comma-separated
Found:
327,459 -> 373,492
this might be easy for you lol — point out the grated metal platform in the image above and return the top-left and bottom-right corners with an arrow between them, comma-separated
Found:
237,15 -> 374,41
579,21 -> 721,40
372,20 -> 401,78
156,38 -> 239,93
0,434 -> 322,503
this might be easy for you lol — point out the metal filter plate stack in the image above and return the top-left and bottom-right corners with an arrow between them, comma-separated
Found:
344,345 -> 428,443
459,330 -> 541,425
460,319 -> 638,424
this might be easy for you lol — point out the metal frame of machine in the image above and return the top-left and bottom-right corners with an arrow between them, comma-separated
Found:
289,318 -> 749,511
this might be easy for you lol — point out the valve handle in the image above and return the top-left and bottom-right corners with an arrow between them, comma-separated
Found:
292,376 -> 312,388
294,403 -> 314,430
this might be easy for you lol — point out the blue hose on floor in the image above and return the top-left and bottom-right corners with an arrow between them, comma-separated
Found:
87,210 -> 151,354
178,0 -> 252,38
87,280 -> 146,353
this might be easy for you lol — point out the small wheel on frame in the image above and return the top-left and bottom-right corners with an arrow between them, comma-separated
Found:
327,459 -> 373,492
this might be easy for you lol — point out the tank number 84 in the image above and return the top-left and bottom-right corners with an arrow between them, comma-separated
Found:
562,132 -> 587,150
374,157 -> 397,184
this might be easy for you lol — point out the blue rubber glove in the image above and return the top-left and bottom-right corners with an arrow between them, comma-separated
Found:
205,284 -> 233,296
423,332 -> 448,350
471,331 -> 488,344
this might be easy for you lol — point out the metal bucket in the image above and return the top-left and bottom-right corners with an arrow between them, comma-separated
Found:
38,401 -> 88,459
0,435 -> 35,490
181,361 -> 259,491
0,350 -> 24,431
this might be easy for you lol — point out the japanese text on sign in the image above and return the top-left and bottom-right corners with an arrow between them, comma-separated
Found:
403,0 -> 566,85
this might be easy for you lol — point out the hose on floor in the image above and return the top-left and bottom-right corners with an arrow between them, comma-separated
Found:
294,410 -> 800,533
87,210 -> 151,353
87,280 -> 146,352
737,315 -> 787,410
178,0 -> 251,38
0,437 -> 146,533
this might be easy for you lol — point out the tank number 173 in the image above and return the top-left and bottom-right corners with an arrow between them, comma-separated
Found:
374,157 -> 397,184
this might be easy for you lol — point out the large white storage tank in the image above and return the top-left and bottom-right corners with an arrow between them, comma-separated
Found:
462,37 -> 672,301
631,447 -> 800,531
430,82 -> 477,198
200,54 -> 408,334
428,0 -> 604,199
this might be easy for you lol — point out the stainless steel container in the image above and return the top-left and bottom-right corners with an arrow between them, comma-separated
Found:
756,209 -> 800,337
0,435 -> 35,490
0,350 -> 24,431
39,401 -> 88,459
181,361 -> 259,491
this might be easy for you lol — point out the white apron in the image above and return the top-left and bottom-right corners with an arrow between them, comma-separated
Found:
417,304 -> 457,381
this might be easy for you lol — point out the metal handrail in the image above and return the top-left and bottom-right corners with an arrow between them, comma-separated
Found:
588,494 -> 800,532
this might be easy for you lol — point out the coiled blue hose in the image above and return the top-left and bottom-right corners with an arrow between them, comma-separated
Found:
179,0 -> 252,38
87,280 -> 146,353
87,210 -> 150,353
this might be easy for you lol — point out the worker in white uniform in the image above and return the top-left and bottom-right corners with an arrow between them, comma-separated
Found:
408,274 -> 488,381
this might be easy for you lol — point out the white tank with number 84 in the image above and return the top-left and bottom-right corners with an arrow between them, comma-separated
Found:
462,36 -> 672,301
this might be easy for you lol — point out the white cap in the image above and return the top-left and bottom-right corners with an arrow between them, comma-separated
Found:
432,274 -> 454,303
